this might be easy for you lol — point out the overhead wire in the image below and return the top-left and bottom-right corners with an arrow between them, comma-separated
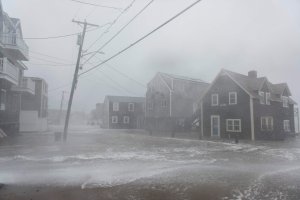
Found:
69,0 -> 123,11
84,0 -> 136,52
82,0 -> 154,67
79,0 -> 202,77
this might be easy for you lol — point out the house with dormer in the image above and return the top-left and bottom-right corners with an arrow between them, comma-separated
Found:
145,72 -> 209,132
200,69 -> 296,140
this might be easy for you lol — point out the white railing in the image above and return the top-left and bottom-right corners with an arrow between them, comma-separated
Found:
22,77 -> 35,94
0,33 -> 29,59
0,58 -> 19,84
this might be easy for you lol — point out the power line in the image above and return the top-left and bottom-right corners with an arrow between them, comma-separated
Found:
82,0 -> 154,66
22,25 -> 107,40
69,0 -> 123,11
85,0 -> 136,51
79,0 -> 202,77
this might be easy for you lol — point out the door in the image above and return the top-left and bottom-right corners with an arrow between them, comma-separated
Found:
211,115 -> 220,137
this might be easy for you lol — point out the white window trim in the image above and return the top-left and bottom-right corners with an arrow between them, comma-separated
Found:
123,116 -> 130,124
226,119 -> 241,132
282,96 -> 288,108
266,92 -> 271,105
259,91 -> 265,104
210,115 -> 220,137
261,116 -> 274,131
283,120 -> 290,132
161,99 -> 167,108
0,89 -> 6,111
211,94 -> 219,106
128,103 -> 134,112
229,92 -> 237,105
113,102 -> 119,111
112,116 -> 118,124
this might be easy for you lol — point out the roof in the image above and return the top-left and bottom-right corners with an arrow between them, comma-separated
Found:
105,96 -> 145,103
159,72 -> 205,83
221,69 -> 295,104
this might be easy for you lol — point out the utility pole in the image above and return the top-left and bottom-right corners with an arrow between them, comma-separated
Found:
59,91 -> 66,125
63,19 -> 98,142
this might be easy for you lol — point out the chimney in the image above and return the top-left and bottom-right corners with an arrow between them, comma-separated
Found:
248,70 -> 257,79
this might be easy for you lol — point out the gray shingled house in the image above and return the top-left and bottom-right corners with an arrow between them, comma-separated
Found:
145,72 -> 209,133
200,69 -> 297,140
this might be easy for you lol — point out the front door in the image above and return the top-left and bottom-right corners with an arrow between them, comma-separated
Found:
211,115 -> 220,137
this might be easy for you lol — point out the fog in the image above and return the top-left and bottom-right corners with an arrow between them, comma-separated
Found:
3,0 -> 300,112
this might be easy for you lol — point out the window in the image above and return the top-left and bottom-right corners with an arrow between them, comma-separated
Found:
259,91 -> 265,104
113,102 -> 119,111
148,102 -> 153,110
128,103 -> 134,112
229,92 -> 237,105
226,119 -> 241,132
112,116 -> 118,124
123,116 -> 130,124
283,120 -> 290,132
161,99 -> 167,108
211,94 -> 218,106
193,103 -> 198,113
261,117 -> 273,131
282,96 -> 288,108
266,92 -> 271,105
0,89 -> 6,111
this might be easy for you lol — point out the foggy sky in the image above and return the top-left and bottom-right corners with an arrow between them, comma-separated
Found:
3,0 -> 300,112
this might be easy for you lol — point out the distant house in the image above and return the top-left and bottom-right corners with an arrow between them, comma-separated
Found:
0,0 -> 29,136
19,78 -> 48,132
200,69 -> 297,140
145,72 -> 209,132
102,96 -> 145,129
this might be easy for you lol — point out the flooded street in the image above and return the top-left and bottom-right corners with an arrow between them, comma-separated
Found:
0,126 -> 300,200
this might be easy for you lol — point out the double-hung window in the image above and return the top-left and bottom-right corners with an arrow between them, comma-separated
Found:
229,92 -> 237,105
282,96 -> 288,108
261,117 -> 273,131
283,120 -> 290,132
161,99 -> 167,108
259,91 -> 265,104
123,116 -> 130,124
128,103 -> 134,112
113,102 -> 119,111
266,92 -> 271,105
226,119 -> 241,132
112,116 -> 118,124
211,94 -> 219,106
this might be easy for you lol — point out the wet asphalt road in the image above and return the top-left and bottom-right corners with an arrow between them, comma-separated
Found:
0,126 -> 300,200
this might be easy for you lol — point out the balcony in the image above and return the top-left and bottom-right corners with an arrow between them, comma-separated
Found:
11,77 -> 35,95
0,58 -> 19,85
0,33 -> 29,61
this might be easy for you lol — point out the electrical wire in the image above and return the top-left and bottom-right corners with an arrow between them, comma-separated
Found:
79,0 -> 202,77
84,0 -> 136,51
82,0 -> 154,67
69,0 -> 123,11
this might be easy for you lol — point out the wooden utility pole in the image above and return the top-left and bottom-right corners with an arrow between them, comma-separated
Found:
63,20 -> 98,142
59,91 -> 66,125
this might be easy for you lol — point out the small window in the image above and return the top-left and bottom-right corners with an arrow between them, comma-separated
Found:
283,120 -> 290,132
193,103 -> 198,113
211,94 -> 218,106
261,117 -> 273,131
0,89 -> 6,111
282,96 -> 288,108
226,119 -> 241,132
266,92 -> 271,105
113,102 -> 119,111
259,91 -> 265,104
148,102 -> 153,110
123,116 -> 130,124
161,99 -> 167,108
112,116 -> 118,124
128,103 -> 134,112
229,92 -> 237,105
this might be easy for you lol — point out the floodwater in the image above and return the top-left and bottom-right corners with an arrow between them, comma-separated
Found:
0,126 -> 300,200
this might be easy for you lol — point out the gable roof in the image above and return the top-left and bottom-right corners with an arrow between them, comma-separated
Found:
201,69 -> 296,104
105,96 -> 145,103
159,72 -> 205,83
